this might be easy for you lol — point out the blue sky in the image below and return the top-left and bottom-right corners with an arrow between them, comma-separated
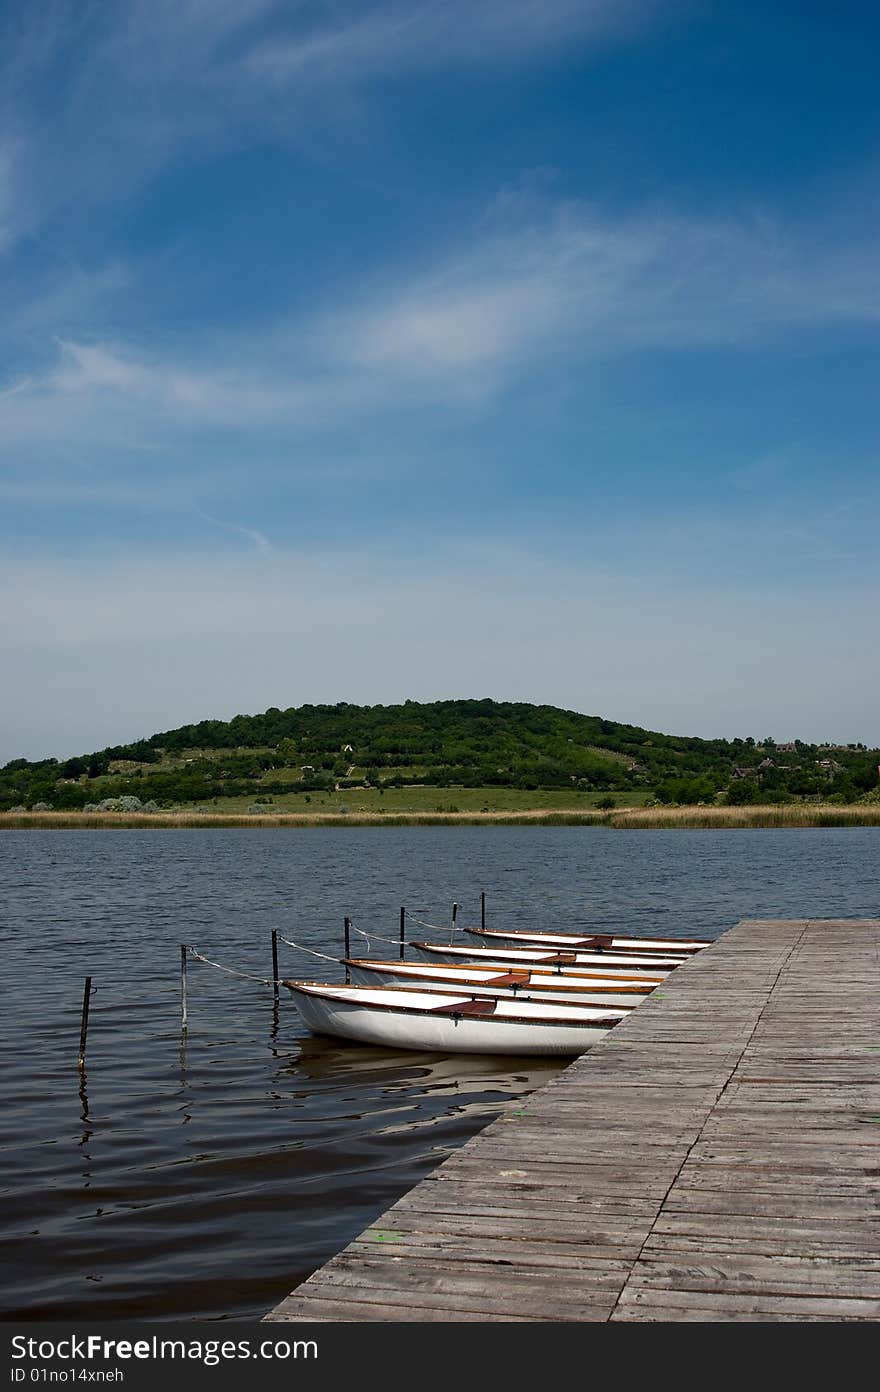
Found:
2,1 -> 878,760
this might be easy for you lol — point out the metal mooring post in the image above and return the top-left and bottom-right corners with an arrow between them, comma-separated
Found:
77,976 -> 92,1070
180,945 -> 188,1030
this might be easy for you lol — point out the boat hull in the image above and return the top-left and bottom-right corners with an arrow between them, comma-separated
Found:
411,941 -> 673,976
347,960 -> 647,1007
289,984 -> 616,1056
465,928 -> 709,954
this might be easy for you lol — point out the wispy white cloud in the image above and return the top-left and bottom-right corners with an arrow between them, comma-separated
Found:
246,0 -> 651,84
52,340 -> 149,394
196,509 -> 273,554
0,0 -> 278,247
338,202 -> 880,380
0,338 -> 318,445
1,195 -> 877,461
0,377 -> 32,400
0,1 -> 661,253
12,262 -> 131,335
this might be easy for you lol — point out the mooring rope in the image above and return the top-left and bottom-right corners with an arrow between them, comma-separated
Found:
186,946 -> 274,986
276,934 -> 340,965
350,923 -> 401,950
403,907 -> 465,940
404,910 -> 459,935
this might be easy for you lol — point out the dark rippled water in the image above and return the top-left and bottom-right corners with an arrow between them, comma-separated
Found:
2,825 -> 879,1320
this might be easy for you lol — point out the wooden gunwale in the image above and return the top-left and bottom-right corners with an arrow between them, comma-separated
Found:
342,959 -> 655,995
465,928 -> 708,955
293,974 -> 642,1009
284,982 -> 624,1030
410,942 -> 672,976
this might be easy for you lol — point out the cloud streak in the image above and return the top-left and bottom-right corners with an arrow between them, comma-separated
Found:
0,1 -> 661,254
196,509 -> 273,554
246,0 -> 652,84
1,197 -> 877,459
340,203 -> 880,378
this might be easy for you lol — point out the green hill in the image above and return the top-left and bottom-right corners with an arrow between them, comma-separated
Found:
2,699 -> 877,812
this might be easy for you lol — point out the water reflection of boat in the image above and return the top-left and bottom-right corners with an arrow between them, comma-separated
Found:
286,1031 -> 556,1090
286,982 -> 624,1056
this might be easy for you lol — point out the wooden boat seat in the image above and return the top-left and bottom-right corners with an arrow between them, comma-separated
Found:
486,971 -> 531,987
430,999 -> 498,1016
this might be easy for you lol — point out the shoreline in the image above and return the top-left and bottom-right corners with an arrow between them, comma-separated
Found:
2,804 -> 880,829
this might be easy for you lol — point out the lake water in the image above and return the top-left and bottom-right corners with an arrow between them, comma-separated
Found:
3,825 -> 879,1320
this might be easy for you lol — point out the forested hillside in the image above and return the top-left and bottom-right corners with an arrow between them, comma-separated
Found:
2,700 -> 877,811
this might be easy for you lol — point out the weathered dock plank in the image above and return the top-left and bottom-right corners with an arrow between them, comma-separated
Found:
265,919 -> 880,1323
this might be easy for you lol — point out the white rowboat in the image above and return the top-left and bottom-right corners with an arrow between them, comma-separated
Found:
411,941 -> 675,976
345,957 -> 652,1006
287,982 -> 624,1055
464,927 -> 710,955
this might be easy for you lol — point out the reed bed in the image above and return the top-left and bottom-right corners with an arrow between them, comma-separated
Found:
3,805 -> 879,830
608,804 -> 880,829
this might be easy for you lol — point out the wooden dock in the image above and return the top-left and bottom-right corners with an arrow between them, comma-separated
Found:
265,919 -> 880,1322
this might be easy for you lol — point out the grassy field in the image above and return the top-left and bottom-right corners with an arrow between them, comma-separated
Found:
3,802 -> 880,829
182,785 -> 654,815
0,809 -> 610,828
